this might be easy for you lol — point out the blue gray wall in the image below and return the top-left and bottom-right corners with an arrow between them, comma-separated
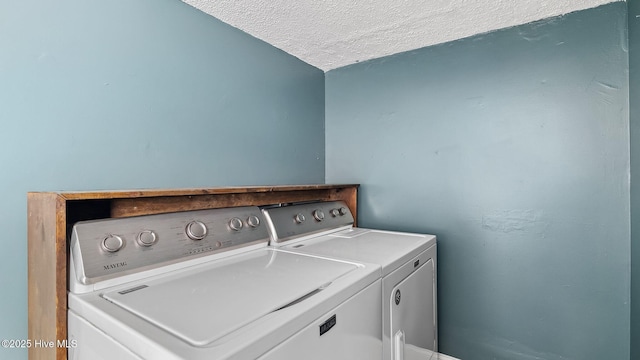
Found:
326,3 -> 630,359
0,1 -> 324,358
629,0 -> 640,358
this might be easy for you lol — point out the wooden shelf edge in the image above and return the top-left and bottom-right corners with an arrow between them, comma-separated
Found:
28,184 -> 359,201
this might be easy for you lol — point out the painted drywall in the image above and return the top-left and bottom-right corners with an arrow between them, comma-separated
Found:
0,0 -> 324,358
326,3 -> 629,359
629,0 -> 640,357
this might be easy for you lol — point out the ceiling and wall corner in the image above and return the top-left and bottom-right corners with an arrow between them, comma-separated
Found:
182,0 -> 621,72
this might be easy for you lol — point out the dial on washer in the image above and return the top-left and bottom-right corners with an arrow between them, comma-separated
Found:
137,230 -> 157,247
247,215 -> 261,228
186,220 -> 208,240
102,234 -> 124,253
229,217 -> 244,231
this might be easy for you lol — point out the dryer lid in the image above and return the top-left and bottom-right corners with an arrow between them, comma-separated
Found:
102,249 -> 359,346
285,228 -> 436,275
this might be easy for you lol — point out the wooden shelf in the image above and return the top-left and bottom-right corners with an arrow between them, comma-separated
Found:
27,184 -> 358,360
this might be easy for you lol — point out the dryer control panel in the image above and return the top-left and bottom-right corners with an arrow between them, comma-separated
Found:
70,207 -> 269,286
262,201 -> 354,244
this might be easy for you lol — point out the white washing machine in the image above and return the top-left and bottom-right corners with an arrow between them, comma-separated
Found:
67,206 -> 383,360
262,201 -> 439,360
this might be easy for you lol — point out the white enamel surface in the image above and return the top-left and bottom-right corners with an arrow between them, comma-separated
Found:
101,250 -> 359,346
272,222 -> 438,360
281,228 -> 436,275
69,247 -> 382,359
258,280 -> 383,360
390,262 -> 436,358
182,0 -> 619,71
68,311 -> 143,360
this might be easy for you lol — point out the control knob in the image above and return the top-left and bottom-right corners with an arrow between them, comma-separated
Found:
330,209 -> 340,217
136,230 -> 157,247
247,215 -> 261,228
313,209 -> 325,221
229,217 -> 244,231
102,234 -> 124,253
294,213 -> 306,224
339,207 -> 349,216
186,220 -> 208,240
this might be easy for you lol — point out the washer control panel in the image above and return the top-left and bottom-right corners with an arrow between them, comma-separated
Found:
70,207 -> 269,285
262,201 -> 354,244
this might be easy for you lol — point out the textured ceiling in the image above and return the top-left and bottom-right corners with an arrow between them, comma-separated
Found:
182,0 -> 618,72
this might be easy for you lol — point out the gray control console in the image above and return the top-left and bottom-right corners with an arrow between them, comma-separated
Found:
262,201 -> 354,244
70,206 -> 269,286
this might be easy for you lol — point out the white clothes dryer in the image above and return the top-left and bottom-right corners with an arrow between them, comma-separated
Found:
67,206 -> 383,360
262,201 -> 438,360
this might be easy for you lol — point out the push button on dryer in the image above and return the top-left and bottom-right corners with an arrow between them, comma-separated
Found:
294,213 -> 306,224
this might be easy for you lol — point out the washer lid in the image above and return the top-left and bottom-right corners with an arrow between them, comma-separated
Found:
102,249 -> 359,346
